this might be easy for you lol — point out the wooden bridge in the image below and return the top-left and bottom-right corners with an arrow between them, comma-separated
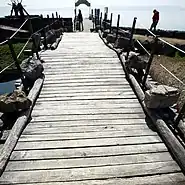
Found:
0,30 -> 185,184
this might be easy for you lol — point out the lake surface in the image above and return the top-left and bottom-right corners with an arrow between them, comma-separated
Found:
0,81 -> 15,95
0,5 -> 185,31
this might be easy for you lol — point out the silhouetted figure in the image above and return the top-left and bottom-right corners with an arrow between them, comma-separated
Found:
11,1 -> 18,16
150,9 -> 159,32
17,3 -> 25,17
77,10 -> 84,31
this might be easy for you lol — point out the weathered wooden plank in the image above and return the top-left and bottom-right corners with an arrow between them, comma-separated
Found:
26,119 -> 146,127
36,95 -> 136,102
44,65 -> 121,70
35,99 -> 139,105
32,107 -> 143,116
44,75 -> 125,81
6,152 -> 172,171
0,162 -> 181,184
43,60 -> 120,65
19,130 -> 157,142
5,173 -> 184,185
41,85 -> 132,91
43,69 -> 125,75
10,143 -> 168,160
44,67 -> 122,73
32,114 -> 145,122
42,55 -> 117,59
43,78 -> 127,84
33,104 -> 142,111
38,91 -> 135,98
23,124 -> 151,135
43,72 -> 125,77
40,89 -> 134,95
15,136 -> 162,150
40,90 -> 133,96
42,82 -> 130,88
3,173 -> 185,185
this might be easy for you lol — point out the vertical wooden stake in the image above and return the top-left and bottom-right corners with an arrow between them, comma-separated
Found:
100,12 -> 102,30
126,17 -> 137,59
8,41 -> 27,89
116,14 -> 120,39
28,19 -> 40,59
109,13 -> 113,33
142,36 -> 158,87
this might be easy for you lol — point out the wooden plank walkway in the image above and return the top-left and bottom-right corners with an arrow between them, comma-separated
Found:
1,32 -> 185,184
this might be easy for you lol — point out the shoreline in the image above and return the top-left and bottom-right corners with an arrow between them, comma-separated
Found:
114,26 -> 185,40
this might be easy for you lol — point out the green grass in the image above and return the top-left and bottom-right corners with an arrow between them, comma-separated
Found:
0,42 -> 32,71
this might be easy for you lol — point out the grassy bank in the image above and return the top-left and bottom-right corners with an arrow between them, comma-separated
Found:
150,55 -> 185,108
134,34 -> 185,45
133,34 -> 185,107
0,42 -> 32,71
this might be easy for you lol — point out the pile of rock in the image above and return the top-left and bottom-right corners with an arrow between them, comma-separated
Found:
0,90 -> 32,113
21,57 -> 44,87
45,28 -> 63,49
126,53 -> 147,81
135,39 -> 185,57
104,29 -> 134,52
144,85 -> 180,109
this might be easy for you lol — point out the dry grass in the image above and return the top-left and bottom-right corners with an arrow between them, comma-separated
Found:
134,34 -> 185,45
150,55 -> 185,108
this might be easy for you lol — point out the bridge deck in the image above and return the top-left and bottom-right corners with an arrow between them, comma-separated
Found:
1,33 -> 185,184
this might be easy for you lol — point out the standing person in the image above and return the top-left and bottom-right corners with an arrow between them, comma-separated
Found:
78,10 -> 84,31
150,9 -> 159,32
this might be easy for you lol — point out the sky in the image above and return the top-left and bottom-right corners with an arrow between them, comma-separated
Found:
1,0 -> 185,8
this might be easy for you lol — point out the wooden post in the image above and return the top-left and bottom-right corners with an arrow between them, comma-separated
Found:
93,9 -> 95,29
100,12 -> 102,30
43,27 -> 48,49
175,104 -> 185,127
94,9 -> 97,28
8,40 -> 27,89
126,17 -> 137,59
109,13 -> 113,33
28,19 -> 40,59
116,14 -> 120,39
142,36 -> 158,87
56,12 -> 58,19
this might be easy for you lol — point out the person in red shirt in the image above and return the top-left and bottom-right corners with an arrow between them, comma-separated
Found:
150,9 -> 159,32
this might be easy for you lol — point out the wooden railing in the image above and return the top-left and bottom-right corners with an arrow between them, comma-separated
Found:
92,9 -> 185,139
0,14 -> 63,90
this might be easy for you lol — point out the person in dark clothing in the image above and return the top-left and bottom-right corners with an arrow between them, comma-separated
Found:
77,10 -> 84,31
150,9 -> 159,32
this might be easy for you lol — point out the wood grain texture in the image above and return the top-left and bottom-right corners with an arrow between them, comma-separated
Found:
1,32 -> 184,184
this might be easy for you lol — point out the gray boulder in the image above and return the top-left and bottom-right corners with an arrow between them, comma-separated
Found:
0,90 -> 32,113
126,53 -> 147,70
106,34 -> 116,43
102,29 -> 109,38
144,85 -> 180,109
55,28 -> 63,38
114,37 -> 131,49
46,30 -> 57,45
32,33 -> 41,53
21,57 -> 44,83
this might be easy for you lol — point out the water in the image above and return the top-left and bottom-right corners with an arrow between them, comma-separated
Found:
0,5 -> 185,30
0,81 -> 15,95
